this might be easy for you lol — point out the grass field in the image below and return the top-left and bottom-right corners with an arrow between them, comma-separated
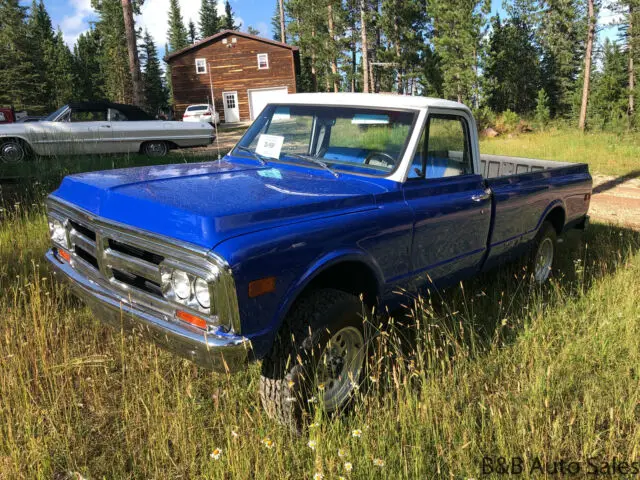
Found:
480,128 -> 640,177
0,133 -> 639,478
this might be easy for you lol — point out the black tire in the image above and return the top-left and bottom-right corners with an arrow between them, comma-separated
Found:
0,139 -> 28,164
259,289 -> 367,431
529,221 -> 557,284
141,141 -> 169,157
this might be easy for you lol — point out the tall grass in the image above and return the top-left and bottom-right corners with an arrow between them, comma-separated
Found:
480,127 -> 640,177
1,198 -> 638,478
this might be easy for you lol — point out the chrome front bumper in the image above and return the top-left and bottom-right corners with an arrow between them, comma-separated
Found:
46,250 -> 252,373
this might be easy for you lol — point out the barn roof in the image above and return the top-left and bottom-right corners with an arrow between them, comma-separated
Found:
164,30 -> 299,62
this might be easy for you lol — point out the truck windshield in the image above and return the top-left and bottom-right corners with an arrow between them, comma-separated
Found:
233,105 -> 417,176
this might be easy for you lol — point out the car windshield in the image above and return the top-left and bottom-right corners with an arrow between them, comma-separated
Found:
233,104 -> 417,176
44,105 -> 68,122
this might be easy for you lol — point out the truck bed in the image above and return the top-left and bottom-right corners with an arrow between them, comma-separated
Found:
480,154 -> 574,178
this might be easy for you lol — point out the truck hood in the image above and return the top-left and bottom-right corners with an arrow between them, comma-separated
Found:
51,158 -> 386,249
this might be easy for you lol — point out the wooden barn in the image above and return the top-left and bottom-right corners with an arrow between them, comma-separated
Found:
165,30 -> 299,123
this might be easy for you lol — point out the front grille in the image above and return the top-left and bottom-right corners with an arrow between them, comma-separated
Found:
112,268 -> 163,297
108,239 -> 164,265
69,220 -> 96,241
76,246 -> 99,269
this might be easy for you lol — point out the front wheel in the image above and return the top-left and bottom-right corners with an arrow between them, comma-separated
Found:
0,140 -> 27,164
530,221 -> 557,284
141,141 -> 169,157
259,289 -> 367,431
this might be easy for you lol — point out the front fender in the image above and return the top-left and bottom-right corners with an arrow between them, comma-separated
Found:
273,249 -> 385,331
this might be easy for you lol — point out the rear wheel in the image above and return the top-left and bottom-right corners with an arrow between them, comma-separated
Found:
0,139 -> 27,164
141,141 -> 168,157
259,289 -> 367,431
530,221 -> 557,284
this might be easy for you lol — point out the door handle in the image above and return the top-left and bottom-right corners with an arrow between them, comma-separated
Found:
101,125 -> 111,128
472,189 -> 492,202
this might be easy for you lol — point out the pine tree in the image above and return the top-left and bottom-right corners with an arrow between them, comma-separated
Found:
287,0 -> 328,92
247,26 -> 261,35
483,14 -> 541,113
272,0 -> 283,41
428,0 -> 491,104
535,88 -> 551,127
167,0 -> 189,52
26,0 -> 55,111
224,0 -> 240,30
188,19 -> 198,43
199,0 -> 221,38
140,30 -> 168,116
50,28 -> 75,107
92,0 -> 132,103
0,0 -> 39,111
538,0 -> 586,117
73,29 -> 105,101
589,39 -> 629,128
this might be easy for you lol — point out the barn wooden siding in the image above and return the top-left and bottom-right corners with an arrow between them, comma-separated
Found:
168,32 -> 298,122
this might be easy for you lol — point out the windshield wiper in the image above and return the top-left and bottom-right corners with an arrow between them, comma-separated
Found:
235,146 -> 272,166
286,153 -> 339,178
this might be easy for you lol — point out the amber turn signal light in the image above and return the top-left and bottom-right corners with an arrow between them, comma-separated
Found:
176,310 -> 208,330
58,249 -> 71,262
248,276 -> 276,298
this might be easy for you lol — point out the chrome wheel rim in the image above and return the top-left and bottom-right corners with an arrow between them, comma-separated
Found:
145,142 -> 167,157
534,237 -> 554,283
316,326 -> 365,411
1,142 -> 25,164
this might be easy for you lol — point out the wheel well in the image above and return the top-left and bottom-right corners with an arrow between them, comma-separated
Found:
301,261 -> 379,309
545,206 -> 565,234
139,140 -> 176,152
0,136 -> 33,154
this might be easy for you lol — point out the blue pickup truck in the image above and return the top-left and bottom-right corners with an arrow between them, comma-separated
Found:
46,93 -> 591,428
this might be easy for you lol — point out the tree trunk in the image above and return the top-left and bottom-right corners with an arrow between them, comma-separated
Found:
328,2 -> 339,92
579,0 -> 595,131
351,19 -> 357,92
360,0 -> 370,93
279,0 -> 286,43
311,27 -> 318,92
629,4 -> 635,118
393,3 -> 402,94
121,0 -> 143,106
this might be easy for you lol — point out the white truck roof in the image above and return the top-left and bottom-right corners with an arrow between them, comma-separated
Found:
274,92 -> 471,113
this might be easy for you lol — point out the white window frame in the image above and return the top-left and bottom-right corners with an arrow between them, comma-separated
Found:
257,53 -> 269,70
195,58 -> 207,75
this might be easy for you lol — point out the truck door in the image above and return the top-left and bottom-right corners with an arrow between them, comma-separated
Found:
403,113 -> 492,287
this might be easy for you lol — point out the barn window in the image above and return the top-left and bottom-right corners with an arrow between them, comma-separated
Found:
257,53 -> 269,70
195,58 -> 207,74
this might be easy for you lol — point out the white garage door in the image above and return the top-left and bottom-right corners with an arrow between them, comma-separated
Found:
248,87 -> 289,120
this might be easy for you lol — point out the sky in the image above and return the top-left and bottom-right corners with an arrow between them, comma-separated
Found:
33,0 -> 621,53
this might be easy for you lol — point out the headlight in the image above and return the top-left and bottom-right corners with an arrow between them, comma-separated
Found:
171,270 -> 191,299
48,219 -> 67,247
194,278 -> 210,308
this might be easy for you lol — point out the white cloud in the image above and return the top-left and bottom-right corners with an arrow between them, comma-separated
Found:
138,0 -> 242,47
60,0 -> 94,46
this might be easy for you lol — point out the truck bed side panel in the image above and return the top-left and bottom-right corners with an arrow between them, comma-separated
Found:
483,160 -> 591,268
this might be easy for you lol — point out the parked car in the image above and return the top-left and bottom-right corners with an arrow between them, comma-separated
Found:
183,104 -> 220,125
17,116 -> 44,123
0,101 -> 214,164
45,93 -> 591,429
0,107 -> 16,124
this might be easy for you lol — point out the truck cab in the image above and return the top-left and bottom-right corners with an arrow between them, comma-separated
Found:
45,93 -> 591,429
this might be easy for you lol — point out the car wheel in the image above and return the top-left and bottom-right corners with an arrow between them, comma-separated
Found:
259,289 -> 367,432
0,140 -> 27,164
142,141 -> 168,157
530,221 -> 557,284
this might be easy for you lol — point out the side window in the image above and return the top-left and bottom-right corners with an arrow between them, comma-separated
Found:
424,116 -> 472,178
195,58 -> 207,74
108,108 -> 128,121
70,109 -> 107,122
257,53 -> 269,70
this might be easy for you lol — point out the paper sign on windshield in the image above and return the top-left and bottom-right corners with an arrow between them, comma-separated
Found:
256,134 -> 284,159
